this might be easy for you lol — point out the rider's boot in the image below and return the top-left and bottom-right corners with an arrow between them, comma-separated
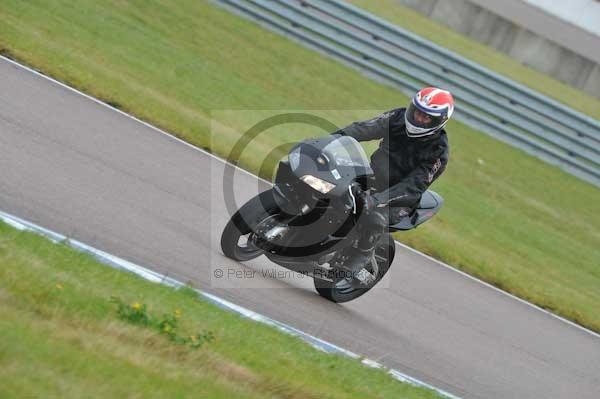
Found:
342,246 -> 377,285
341,207 -> 391,285
343,222 -> 385,285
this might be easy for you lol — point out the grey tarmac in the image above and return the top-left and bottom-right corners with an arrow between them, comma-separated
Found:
1,57 -> 599,399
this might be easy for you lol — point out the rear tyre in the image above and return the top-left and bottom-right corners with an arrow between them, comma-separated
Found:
314,234 -> 395,303
220,190 -> 279,261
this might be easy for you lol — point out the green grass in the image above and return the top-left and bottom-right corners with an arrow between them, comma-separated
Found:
348,0 -> 600,120
0,221 -> 441,398
0,0 -> 598,335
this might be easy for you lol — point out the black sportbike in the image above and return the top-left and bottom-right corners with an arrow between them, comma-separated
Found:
221,135 -> 443,302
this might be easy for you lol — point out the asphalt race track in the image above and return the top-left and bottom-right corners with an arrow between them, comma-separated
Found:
1,57 -> 599,398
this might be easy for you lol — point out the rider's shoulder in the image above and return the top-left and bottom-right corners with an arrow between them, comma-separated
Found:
434,131 -> 450,157
438,129 -> 449,144
390,107 -> 406,119
370,108 -> 404,123
422,130 -> 449,153
384,108 -> 406,127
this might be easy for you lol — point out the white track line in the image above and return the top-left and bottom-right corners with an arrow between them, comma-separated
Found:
2,54 -> 598,342
0,209 -> 461,399
396,241 -> 600,339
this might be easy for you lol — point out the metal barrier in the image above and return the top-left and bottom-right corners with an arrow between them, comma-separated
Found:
215,0 -> 600,187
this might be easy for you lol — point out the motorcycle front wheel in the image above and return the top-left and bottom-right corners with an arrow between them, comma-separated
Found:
314,234 -> 396,303
220,189 -> 279,261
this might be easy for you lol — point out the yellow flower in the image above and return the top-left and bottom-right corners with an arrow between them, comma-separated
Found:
174,309 -> 182,318
55,284 -> 63,290
131,302 -> 142,310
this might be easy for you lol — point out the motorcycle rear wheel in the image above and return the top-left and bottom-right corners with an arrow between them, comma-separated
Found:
314,234 -> 395,303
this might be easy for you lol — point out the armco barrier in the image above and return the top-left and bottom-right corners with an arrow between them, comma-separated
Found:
215,0 -> 600,187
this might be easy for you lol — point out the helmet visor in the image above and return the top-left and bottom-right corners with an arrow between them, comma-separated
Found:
406,103 -> 446,131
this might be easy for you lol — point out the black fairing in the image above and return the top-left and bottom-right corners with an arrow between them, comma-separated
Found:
285,135 -> 373,196
255,135 -> 443,258
256,136 -> 373,257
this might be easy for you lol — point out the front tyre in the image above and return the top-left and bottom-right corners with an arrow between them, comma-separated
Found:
220,190 -> 279,261
314,234 -> 395,303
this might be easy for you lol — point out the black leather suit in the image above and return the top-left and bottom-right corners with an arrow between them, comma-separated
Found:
333,108 -> 449,251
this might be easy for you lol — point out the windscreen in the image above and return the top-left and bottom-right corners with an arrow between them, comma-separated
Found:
322,136 -> 370,168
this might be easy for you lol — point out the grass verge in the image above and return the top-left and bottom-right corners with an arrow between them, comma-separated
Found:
0,221 -> 441,399
0,0 -> 599,333
348,0 -> 600,120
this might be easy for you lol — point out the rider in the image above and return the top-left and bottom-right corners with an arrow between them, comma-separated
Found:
332,87 -> 454,280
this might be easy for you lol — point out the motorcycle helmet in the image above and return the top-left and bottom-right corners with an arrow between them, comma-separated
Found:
405,87 -> 455,138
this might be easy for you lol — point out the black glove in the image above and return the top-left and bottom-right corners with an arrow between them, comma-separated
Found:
371,192 -> 388,208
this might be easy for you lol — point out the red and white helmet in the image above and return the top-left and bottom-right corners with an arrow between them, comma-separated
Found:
405,87 -> 455,137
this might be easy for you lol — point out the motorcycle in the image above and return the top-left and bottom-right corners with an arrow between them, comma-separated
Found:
220,135 -> 443,303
